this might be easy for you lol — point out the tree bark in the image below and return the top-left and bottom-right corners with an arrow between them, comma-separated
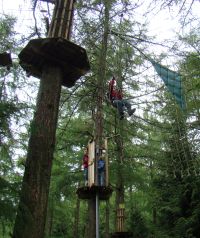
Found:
45,195 -> 54,237
88,1 -> 110,237
13,65 -> 62,238
88,197 -> 96,238
115,128 -> 125,232
73,195 -> 80,238
105,200 -> 110,238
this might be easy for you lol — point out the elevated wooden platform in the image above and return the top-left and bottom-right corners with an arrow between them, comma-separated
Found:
0,52 -> 12,68
77,185 -> 113,200
111,232 -> 133,238
40,0 -> 55,3
18,37 -> 90,87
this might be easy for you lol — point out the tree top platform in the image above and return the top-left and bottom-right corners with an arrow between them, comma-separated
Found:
18,37 -> 90,87
77,185 -> 113,200
0,52 -> 12,68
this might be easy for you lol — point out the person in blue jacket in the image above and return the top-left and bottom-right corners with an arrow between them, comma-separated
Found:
98,156 -> 105,186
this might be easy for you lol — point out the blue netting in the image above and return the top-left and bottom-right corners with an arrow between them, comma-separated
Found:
150,59 -> 186,110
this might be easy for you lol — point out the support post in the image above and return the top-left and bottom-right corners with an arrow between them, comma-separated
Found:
88,197 -> 96,238
96,194 -> 99,238
48,0 -> 75,39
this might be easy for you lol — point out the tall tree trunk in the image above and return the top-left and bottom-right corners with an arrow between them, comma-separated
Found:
149,160 -> 157,226
73,195 -> 80,238
13,65 -> 62,238
88,197 -> 96,238
88,1 -> 110,237
45,195 -> 54,237
94,0 -> 110,153
115,127 -> 125,232
115,160 -> 125,231
105,200 -> 110,238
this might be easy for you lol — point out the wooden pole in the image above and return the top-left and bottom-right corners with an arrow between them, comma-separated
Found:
117,206 -> 125,232
87,1 -> 110,236
88,197 -> 96,238
48,0 -> 74,39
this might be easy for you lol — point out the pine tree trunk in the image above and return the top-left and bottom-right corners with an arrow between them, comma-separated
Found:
105,200 -> 110,238
13,65 -> 62,238
88,197 -> 96,238
115,134 -> 125,232
115,165 -> 125,231
45,196 -> 54,237
88,0 -> 110,237
73,196 -> 80,238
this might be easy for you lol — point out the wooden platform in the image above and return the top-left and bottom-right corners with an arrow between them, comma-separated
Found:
76,185 -> 113,200
0,52 -> 12,68
18,37 -> 90,87
40,0 -> 55,3
111,232 -> 133,238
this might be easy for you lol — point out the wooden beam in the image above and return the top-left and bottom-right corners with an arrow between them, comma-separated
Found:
40,0 -> 55,4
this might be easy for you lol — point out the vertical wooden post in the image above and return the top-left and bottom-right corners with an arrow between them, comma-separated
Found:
88,197 -> 96,238
88,0 -> 110,236
115,133 -> 125,233
73,190 -> 80,238
116,205 -> 125,232
88,141 -> 95,187
48,0 -> 75,39
105,200 -> 110,238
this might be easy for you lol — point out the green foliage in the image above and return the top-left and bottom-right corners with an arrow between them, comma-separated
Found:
127,206 -> 149,237
152,175 -> 200,238
0,175 -> 21,237
0,177 -> 16,221
0,15 -> 16,50
0,101 -> 19,139
0,14 -> 32,237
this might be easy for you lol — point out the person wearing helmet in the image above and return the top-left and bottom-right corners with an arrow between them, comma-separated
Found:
108,76 -> 136,120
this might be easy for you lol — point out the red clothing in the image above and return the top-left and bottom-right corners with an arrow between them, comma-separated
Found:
109,78 -> 123,100
83,154 -> 89,169
111,89 -> 123,100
